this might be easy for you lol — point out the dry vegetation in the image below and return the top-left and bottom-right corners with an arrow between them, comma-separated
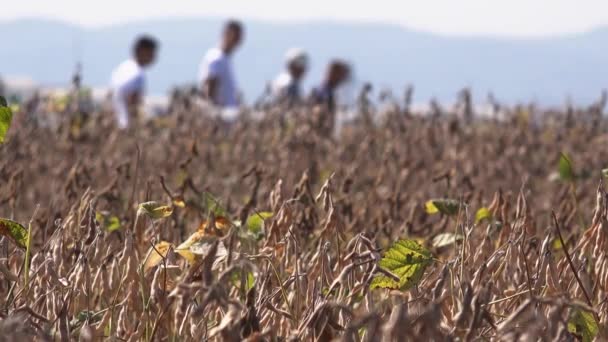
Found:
2,97 -> 608,341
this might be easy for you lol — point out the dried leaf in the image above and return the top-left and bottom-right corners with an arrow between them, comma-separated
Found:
189,240 -> 227,258
174,217 -> 231,262
198,216 -> 231,236
0,263 -> 18,281
143,241 -> 173,273
432,233 -> 463,248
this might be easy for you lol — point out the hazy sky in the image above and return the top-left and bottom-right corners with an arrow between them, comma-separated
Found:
3,0 -> 608,37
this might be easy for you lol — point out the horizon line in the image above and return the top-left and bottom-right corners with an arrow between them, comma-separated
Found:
1,15 -> 606,40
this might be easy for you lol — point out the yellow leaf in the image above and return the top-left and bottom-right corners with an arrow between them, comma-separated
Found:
552,238 -> 563,250
143,241 -> 173,273
198,216 -> 231,236
175,231 -> 206,263
425,199 -> 460,216
425,201 -> 439,214
475,207 -> 492,224
172,198 -> 186,208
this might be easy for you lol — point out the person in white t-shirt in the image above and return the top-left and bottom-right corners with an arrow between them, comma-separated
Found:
199,20 -> 244,108
271,48 -> 309,105
110,35 -> 158,128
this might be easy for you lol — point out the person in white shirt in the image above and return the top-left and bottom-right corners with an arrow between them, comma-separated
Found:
199,20 -> 244,108
110,35 -> 158,128
271,48 -> 309,105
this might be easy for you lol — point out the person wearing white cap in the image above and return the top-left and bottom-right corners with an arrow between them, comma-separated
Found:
271,48 -> 309,105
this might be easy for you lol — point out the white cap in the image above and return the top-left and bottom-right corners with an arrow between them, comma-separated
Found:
285,48 -> 308,69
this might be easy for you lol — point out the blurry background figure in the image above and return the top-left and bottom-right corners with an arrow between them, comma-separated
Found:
310,60 -> 351,136
311,60 -> 351,112
66,63 -> 95,138
199,20 -> 244,110
356,82 -> 374,125
271,48 -> 309,105
456,87 -> 474,123
110,35 -> 158,129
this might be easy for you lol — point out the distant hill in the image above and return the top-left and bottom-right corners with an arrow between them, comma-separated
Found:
1,18 -> 607,105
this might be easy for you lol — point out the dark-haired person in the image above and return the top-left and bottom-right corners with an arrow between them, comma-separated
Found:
199,20 -> 244,109
110,35 -> 158,129
311,60 -> 351,112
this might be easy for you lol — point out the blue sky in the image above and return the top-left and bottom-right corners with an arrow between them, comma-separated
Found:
3,0 -> 608,37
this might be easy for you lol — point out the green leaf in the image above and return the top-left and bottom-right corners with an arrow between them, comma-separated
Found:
602,168 -> 608,179
70,309 -> 105,330
371,239 -> 433,291
246,272 -> 255,291
231,271 -> 255,292
96,212 -> 122,232
245,212 -> 273,235
432,233 -> 463,248
203,192 -> 227,217
559,153 -> 574,181
0,218 -> 28,248
106,216 -> 121,232
0,96 -> 13,144
75,310 -> 103,324
425,199 -> 461,216
138,201 -> 173,219
568,309 -> 598,342
475,207 -> 492,224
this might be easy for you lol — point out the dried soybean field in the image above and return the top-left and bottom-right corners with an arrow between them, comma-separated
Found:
1,102 -> 608,341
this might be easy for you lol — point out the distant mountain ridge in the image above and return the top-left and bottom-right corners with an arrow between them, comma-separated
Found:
1,18 -> 607,105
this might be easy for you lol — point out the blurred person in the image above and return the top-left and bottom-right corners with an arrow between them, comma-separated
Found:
271,48 -> 309,105
199,20 -> 244,108
110,35 -> 158,129
309,60 -> 351,136
311,60 -> 351,112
